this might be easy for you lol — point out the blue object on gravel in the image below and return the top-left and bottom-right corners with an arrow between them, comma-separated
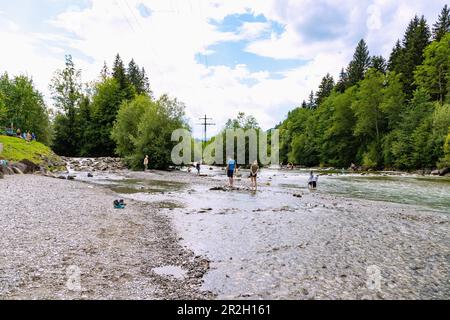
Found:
113,200 -> 126,209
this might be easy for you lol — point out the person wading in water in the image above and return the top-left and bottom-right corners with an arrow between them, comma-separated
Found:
249,160 -> 259,191
226,157 -> 236,188
143,155 -> 149,171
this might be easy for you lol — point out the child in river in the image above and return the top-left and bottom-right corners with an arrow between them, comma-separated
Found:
249,160 -> 259,191
308,171 -> 319,190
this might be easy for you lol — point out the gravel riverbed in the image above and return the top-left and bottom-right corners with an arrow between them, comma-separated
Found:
0,174 -> 213,300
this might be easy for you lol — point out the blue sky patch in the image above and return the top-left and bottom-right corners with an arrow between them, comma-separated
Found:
196,40 -> 305,74
196,13 -> 301,74
210,12 -> 285,36
137,3 -> 152,18
0,0 -> 90,33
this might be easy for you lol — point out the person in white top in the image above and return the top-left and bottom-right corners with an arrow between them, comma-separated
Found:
308,171 -> 319,190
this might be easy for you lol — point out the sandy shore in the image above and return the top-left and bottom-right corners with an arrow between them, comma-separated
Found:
1,170 -> 449,300
0,174 -> 212,300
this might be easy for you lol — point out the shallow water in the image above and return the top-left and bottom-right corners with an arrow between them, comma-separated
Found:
72,168 -> 450,214
272,171 -> 450,213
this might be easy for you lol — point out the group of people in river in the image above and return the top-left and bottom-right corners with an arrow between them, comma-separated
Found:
225,158 -> 259,191
226,159 -> 320,191
142,155 -> 319,192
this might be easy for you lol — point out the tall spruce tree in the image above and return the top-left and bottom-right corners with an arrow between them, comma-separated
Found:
301,100 -> 307,109
112,54 -> 133,99
307,90 -> 316,109
432,5 -> 450,41
140,67 -> 152,97
315,73 -> 335,106
126,60 -> 152,96
395,15 -> 431,97
346,39 -> 371,87
335,68 -> 348,93
388,40 -> 403,72
127,59 -> 142,93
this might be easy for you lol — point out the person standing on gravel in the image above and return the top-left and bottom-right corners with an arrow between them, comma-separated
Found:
143,155 -> 149,171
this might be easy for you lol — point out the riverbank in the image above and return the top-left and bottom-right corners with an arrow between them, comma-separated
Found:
0,174 -> 212,299
0,136 -> 65,171
1,168 -> 449,299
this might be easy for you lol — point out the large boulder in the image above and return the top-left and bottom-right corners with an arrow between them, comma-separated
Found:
439,167 -> 449,176
11,162 -> 27,174
18,159 -> 40,173
12,167 -> 24,174
431,170 -> 440,176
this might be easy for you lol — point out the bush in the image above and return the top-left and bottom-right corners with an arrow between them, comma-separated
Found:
112,94 -> 189,170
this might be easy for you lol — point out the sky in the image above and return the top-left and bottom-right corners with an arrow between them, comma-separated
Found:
0,0 -> 448,138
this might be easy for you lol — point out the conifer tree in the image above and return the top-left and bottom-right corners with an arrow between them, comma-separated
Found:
307,90 -> 315,109
127,59 -> 142,92
140,67 -> 152,97
397,16 -> 431,97
112,54 -> 133,99
301,100 -> 307,109
370,55 -> 387,74
388,40 -> 403,72
335,68 -> 348,93
100,61 -> 109,80
432,5 -> 450,41
315,73 -> 335,106
346,39 -> 371,87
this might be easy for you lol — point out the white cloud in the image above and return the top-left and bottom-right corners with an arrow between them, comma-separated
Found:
238,21 -> 271,40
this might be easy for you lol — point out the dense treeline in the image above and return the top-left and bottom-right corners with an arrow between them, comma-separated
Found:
278,6 -> 450,171
0,74 -> 51,144
51,54 -> 151,157
200,112 -> 261,165
50,54 -> 188,169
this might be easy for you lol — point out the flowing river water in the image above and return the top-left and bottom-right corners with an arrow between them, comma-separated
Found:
75,167 -> 450,299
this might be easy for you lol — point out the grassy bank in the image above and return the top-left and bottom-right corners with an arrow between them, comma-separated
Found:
0,135 -> 63,168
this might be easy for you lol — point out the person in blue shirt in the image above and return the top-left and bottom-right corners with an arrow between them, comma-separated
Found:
226,157 -> 236,187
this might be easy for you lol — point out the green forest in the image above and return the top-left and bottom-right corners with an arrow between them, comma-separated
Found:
0,5 -> 449,171
0,53 -> 189,169
278,6 -> 450,170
